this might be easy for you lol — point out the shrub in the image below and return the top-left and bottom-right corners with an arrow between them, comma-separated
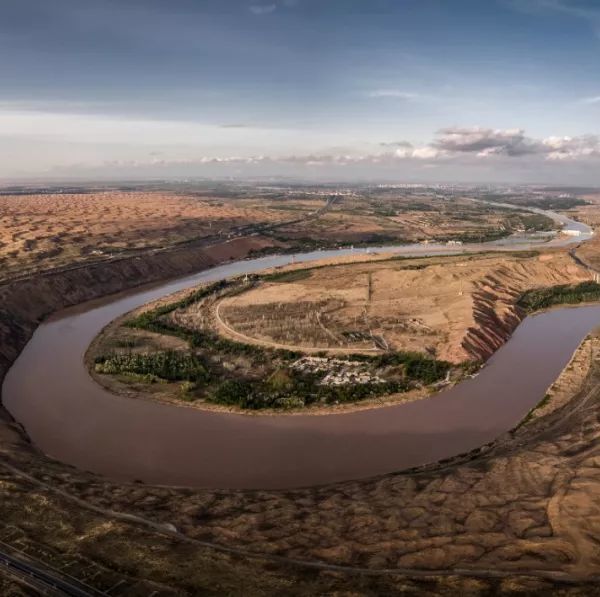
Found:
179,381 -> 197,400
274,396 -> 306,409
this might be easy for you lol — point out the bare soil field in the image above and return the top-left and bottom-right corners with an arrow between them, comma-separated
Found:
217,251 -> 590,363
89,273 -> 461,412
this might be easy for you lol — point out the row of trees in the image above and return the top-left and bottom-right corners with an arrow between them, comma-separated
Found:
212,374 -> 408,410
95,351 -> 207,382
518,281 -> 600,313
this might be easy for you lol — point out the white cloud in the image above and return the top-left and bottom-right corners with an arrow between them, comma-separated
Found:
543,135 -> 600,160
509,0 -> 600,37
368,90 -> 421,100
428,127 -> 600,161
1,109 -> 599,182
433,127 -> 544,156
15,133 -> 600,169
410,146 -> 443,160
580,96 -> 600,105
41,139 -> 600,184
249,4 -> 277,15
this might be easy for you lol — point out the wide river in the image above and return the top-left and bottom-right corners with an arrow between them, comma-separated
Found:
3,214 -> 599,489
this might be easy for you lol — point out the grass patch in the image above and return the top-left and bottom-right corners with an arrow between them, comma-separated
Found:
115,338 -> 138,348
118,371 -> 168,384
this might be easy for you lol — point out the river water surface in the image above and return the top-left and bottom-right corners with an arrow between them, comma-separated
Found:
3,227 -> 600,489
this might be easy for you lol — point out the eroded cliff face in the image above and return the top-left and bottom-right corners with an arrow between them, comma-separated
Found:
462,255 -> 591,361
0,235 -> 276,422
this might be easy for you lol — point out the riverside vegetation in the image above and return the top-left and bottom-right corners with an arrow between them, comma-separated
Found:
93,277 -> 463,410
92,256 -> 596,411
518,280 -> 600,312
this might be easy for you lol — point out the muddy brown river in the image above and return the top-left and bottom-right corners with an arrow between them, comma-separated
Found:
3,223 -> 599,489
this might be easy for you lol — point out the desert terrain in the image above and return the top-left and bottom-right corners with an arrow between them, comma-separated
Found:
1,183 -> 600,594
0,184 -> 555,283
2,326 -> 600,594
0,189 -> 293,281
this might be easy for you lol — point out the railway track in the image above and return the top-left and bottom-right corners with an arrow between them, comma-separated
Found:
0,546 -> 104,596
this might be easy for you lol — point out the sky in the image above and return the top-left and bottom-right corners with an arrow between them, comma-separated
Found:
1,0 -> 600,183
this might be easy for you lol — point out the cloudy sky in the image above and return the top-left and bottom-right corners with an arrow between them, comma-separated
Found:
1,0 -> 600,183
